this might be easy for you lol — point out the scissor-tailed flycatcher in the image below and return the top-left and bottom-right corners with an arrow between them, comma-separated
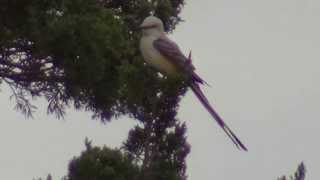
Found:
139,16 -> 247,151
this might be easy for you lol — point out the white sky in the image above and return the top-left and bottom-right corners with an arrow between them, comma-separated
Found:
1,0 -> 320,179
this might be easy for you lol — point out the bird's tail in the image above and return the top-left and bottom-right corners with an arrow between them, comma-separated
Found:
190,76 -> 247,151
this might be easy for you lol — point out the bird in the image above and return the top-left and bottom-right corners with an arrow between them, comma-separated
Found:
139,16 -> 247,151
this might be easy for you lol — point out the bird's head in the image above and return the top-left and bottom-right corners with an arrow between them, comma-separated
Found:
139,16 -> 164,36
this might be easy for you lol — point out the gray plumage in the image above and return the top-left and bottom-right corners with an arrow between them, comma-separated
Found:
139,16 -> 247,151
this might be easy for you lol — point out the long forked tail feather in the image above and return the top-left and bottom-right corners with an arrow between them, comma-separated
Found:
190,81 -> 248,151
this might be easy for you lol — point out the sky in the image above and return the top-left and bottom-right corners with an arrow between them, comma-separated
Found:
1,0 -> 320,179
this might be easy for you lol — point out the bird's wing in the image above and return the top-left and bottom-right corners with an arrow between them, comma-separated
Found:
153,35 -> 195,72
154,34 -> 247,151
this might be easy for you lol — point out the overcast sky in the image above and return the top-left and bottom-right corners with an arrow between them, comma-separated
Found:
1,0 -> 320,179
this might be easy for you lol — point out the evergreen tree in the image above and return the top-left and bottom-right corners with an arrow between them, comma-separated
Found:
0,0 -> 185,119
1,0 -> 189,179
37,137 -> 188,180
278,163 -> 306,180
66,140 -> 139,180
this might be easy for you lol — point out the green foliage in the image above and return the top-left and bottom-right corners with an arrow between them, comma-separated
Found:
125,122 -> 190,180
33,174 -> 52,180
64,137 -> 188,180
278,162 -> 306,180
67,141 -> 139,180
0,0 -> 186,120
1,0 -> 190,179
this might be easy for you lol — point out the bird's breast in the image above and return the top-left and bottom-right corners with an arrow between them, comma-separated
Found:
140,37 -> 178,76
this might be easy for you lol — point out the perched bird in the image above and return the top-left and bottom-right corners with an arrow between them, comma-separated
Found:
139,16 -> 247,151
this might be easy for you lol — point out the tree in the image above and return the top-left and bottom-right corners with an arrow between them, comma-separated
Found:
1,0 -> 190,179
33,174 -> 52,180
124,80 -> 190,180
68,136 -> 188,180
66,140 -> 139,180
0,0 -> 185,119
278,162 -> 306,180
